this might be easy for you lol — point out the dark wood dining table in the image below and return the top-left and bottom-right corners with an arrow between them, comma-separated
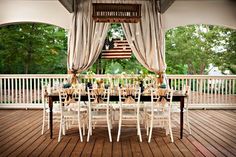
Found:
48,91 -> 186,139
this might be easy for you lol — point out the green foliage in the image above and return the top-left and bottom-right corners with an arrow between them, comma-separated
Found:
0,23 -> 67,74
107,23 -> 125,40
0,23 -> 235,75
165,25 -> 236,74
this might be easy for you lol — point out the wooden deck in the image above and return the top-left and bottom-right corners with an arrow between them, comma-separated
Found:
0,109 -> 235,157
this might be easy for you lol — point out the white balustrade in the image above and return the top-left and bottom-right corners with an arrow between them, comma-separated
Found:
0,74 -> 235,109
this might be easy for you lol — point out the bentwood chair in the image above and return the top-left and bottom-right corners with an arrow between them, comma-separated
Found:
70,90 -> 87,141
87,88 -> 112,142
41,85 -> 60,135
117,87 -> 142,142
146,88 -> 174,143
58,89 -> 81,142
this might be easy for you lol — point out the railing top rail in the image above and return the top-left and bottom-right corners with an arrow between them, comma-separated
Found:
0,74 -> 235,79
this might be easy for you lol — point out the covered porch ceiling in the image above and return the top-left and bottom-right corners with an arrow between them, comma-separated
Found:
0,0 -> 235,30
59,0 -> 175,14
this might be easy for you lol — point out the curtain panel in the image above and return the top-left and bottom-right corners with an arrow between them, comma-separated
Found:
68,0 -> 166,84
121,0 -> 166,74
67,0 -> 110,73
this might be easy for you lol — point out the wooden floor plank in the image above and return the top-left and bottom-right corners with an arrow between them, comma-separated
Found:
80,138 -> 96,157
0,119 -> 42,155
174,138 -> 194,157
191,111 -> 236,142
163,137 -> 184,157
121,139 -> 133,157
0,112 -> 42,148
70,138 -> 86,157
7,128 -> 44,157
155,137 -> 174,157
149,137 -> 164,157
0,110 -> 20,120
0,110 -> 38,134
206,110 -> 236,127
112,140 -> 122,157
187,136 -> 215,157
190,111 -> 236,153
0,111 -> 41,141
0,121 -> 42,156
102,139 -> 112,157
191,110 -> 236,138
60,135 -> 79,157
139,138 -> 154,157
188,127 -> 225,157
17,132 -> 49,157
50,136 -> 71,157
180,137 -> 205,157
92,138 -> 104,157
0,109 -> 235,157
29,135 -> 54,156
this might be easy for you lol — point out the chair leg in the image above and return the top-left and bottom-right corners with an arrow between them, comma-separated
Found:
137,116 -> 142,142
47,113 -> 50,129
148,118 -> 153,143
58,117 -> 63,142
146,121 -> 149,136
41,112 -> 45,135
186,111 -> 192,134
87,114 -> 92,142
62,118 -> 66,136
117,112 -> 122,142
168,117 -> 174,143
78,115 -> 83,142
107,117 -> 112,142
83,120 -> 86,136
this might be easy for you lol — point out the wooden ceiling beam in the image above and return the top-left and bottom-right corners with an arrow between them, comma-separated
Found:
160,0 -> 176,13
58,0 -> 74,13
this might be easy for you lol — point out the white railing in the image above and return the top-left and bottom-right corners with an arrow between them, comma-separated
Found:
0,74 -> 235,109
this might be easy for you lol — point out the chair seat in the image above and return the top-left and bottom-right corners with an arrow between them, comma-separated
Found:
171,106 -> 187,113
91,111 -> 112,118
45,108 -> 61,113
146,111 -> 169,119
63,110 -> 78,117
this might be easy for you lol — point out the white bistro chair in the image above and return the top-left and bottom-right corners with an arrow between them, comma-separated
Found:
41,85 -> 61,135
117,87 -> 142,142
87,88 -> 112,142
58,89 -> 86,142
146,88 -> 174,143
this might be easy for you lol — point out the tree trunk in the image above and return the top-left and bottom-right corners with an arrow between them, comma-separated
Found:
24,24 -> 35,74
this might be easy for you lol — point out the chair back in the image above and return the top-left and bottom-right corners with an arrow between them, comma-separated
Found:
87,88 -> 110,107
150,88 -> 173,112
118,87 -> 141,106
182,85 -> 191,108
42,85 -> 48,109
58,89 -> 68,113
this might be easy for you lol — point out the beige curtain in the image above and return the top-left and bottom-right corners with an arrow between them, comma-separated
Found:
67,0 -> 110,73
121,0 -> 166,74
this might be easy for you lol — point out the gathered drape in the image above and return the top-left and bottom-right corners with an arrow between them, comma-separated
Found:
67,0 -> 110,73
121,0 -> 166,74
68,0 -> 166,84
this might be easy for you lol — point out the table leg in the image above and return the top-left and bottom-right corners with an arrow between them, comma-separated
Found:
180,96 -> 184,139
49,96 -> 53,139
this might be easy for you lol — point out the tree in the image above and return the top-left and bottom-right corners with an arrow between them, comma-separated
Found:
215,29 -> 236,74
1,23 -> 235,75
0,23 -> 67,74
165,24 -> 236,74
